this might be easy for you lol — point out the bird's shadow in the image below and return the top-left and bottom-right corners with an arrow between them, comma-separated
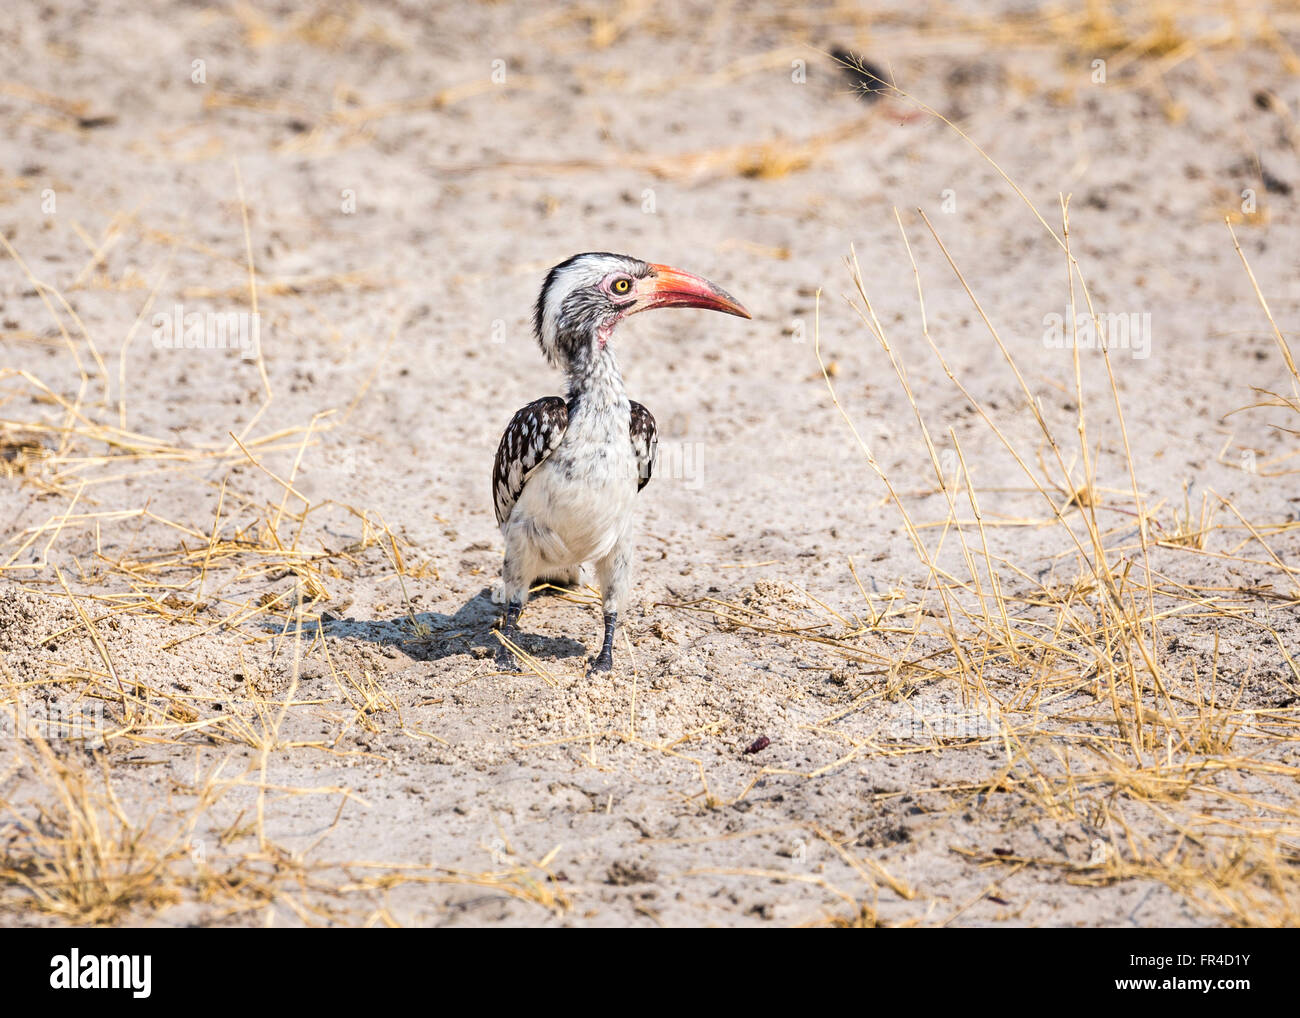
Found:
319,587 -> 589,664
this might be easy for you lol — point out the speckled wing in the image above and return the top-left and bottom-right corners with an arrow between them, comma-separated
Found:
629,401 -> 657,492
493,396 -> 569,527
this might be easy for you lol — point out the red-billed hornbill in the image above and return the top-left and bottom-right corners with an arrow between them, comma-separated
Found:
492,253 -> 750,673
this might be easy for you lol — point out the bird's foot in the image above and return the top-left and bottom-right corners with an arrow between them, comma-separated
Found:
587,650 -> 613,674
495,646 -> 520,672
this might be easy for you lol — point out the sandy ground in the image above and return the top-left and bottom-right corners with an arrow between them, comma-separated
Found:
1,1 -> 1299,926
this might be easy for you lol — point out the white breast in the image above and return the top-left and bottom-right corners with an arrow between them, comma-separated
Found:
509,404 -> 638,567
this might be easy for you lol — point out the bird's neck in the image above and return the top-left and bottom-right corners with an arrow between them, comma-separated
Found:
566,342 -> 628,415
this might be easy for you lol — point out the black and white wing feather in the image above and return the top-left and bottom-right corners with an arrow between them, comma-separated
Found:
493,397 -> 570,526
629,401 -> 657,492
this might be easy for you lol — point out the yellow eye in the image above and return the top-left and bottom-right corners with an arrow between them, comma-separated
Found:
612,277 -> 632,295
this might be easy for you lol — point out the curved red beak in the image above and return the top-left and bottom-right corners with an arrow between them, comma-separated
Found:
636,263 -> 751,319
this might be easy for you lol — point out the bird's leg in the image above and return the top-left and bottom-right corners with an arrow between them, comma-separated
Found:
590,611 -> 617,673
497,528 -> 534,671
496,599 -> 522,670
590,539 -> 632,673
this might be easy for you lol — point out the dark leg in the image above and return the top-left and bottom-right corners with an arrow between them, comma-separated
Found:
588,612 -> 617,673
496,600 -> 522,670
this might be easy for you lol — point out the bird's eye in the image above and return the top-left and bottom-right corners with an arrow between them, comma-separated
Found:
611,277 -> 632,295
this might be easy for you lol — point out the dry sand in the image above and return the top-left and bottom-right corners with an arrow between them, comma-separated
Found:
1,1 -> 1299,926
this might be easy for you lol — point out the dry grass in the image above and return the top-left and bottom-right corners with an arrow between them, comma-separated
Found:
647,10 -> 1300,915
0,728 -> 188,923
732,200 -> 1300,926
0,164 -> 561,925
616,1 -> 1300,926
0,658 -> 568,924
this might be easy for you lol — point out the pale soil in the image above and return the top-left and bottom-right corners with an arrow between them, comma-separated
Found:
1,1 -> 1298,926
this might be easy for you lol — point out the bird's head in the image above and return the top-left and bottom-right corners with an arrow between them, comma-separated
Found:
533,252 -> 751,371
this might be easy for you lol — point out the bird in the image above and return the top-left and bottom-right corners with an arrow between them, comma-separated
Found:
491,252 -> 751,673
